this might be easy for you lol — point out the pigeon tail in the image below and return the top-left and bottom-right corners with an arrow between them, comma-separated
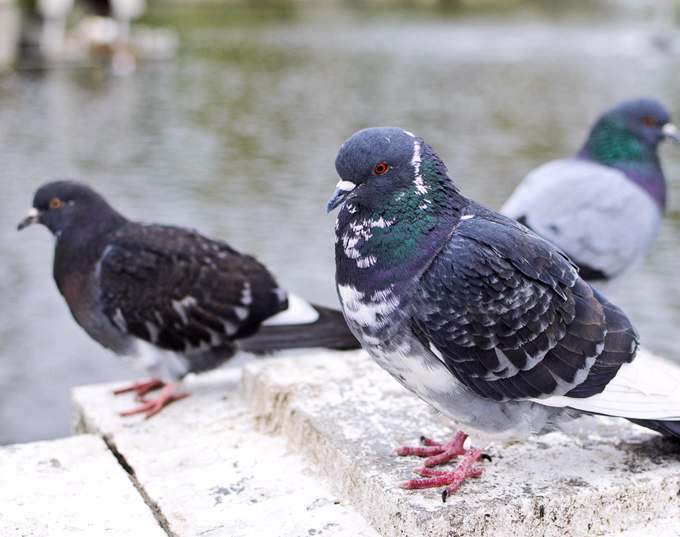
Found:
239,296 -> 359,353
628,418 -> 680,439
536,350 -> 680,440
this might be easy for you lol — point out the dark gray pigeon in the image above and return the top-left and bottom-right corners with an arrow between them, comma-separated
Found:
502,98 -> 679,282
19,180 -> 358,418
327,127 -> 680,499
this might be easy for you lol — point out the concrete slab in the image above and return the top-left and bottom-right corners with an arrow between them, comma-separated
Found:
0,434 -> 166,537
241,350 -> 680,537
73,360 -> 379,537
609,518 -> 680,537
73,349 -> 680,537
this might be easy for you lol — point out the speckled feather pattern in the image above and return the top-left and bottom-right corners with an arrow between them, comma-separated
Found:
412,207 -> 638,402
333,129 -> 640,436
96,223 -> 287,373
40,181 -> 358,385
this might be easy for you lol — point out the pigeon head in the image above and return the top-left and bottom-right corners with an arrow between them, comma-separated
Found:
580,98 -> 679,165
328,128 -> 463,289
327,127 -> 439,213
18,180 -> 125,237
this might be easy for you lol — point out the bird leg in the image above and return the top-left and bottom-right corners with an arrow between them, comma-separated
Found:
395,430 -> 468,467
113,379 -> 165,398
118,383 -> 190,419
400,448 -> 485,501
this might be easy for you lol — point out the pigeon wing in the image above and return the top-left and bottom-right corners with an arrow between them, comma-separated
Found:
411,210 -> 638,402
97,224 -> 287,353
501,159 -> 661,279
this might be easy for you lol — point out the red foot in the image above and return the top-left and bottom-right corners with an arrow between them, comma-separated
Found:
400,448 -> 484,501
395,431 -> 467,467
113,379 -> 165,398
119,384 -> 190,419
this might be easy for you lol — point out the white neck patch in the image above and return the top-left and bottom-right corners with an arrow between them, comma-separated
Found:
411,138 -> 428,196
340,216 -> 394,268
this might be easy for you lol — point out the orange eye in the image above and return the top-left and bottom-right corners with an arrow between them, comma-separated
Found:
373,161 -> 390,176
49,197 -> 62,209
642,114 -> 656,127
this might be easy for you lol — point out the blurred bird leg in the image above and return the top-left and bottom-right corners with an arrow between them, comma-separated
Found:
395,431 -> 467,467
113,378 -> 165,398
400,448 -> 485,501
119,383 -> 189,419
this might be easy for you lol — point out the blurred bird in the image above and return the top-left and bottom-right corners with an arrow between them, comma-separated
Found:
80,0 -> 146,42
19,180 -> 358,418
327,127 -> 680,499
502,98 -> 679,283
76,0 -> 147,75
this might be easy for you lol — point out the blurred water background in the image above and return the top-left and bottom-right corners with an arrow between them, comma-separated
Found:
2,1 -> 680,444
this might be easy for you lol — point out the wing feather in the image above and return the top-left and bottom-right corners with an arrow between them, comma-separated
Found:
411,209 -> 637,402
536,350 -> 680,420
97,224 -> 287,355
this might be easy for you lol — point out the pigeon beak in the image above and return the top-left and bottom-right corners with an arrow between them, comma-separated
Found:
17,208 -> 41,231
662,123 -> 680,143
326,180 -> 356,213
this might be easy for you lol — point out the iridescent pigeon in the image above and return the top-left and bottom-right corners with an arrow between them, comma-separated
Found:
502,98 -> 679,283
327,127 -> 680,499
19,180 -> 359,418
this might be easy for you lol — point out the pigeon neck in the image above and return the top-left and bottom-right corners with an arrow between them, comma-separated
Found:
335,155 -> 465,294
53,209 -> 128,283
578,119 -> 666,209
611,161 -> 666,210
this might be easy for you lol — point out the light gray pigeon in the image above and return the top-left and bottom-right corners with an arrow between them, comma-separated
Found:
502,98 -> 678,282
327,127 -> 680,499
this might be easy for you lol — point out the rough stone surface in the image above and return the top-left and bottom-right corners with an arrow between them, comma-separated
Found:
72,349 -> 680,537
0,434 -> 166,537
241,350 -> 680,537
610,518 -> 680,537
72,358 -> 379,537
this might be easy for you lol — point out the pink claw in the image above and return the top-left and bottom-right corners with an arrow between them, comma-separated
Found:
400,448 -> 485,501
395,431 -> 468,467
113,379 -> 165,398
118,384 -> 189,419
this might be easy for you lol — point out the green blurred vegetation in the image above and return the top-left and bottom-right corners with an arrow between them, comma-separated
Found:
139,0 -> 607,39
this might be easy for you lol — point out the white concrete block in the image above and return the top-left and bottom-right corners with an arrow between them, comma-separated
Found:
0,434 -> 166,537
73,365 -> 379,537
608,517 -> 680,537
72,349 -> 680,537
242,350 -> 680,537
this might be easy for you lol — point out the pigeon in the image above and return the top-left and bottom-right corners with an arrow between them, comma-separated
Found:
327,127 -> 680,499
19,180 -> 359,418
502,98 -> 679,283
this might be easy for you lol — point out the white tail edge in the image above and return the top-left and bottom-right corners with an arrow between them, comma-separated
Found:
262,293 -> 320,326
533,349 -> 680,420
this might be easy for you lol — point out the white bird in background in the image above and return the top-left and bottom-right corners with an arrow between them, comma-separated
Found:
37,0 -> 75,58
